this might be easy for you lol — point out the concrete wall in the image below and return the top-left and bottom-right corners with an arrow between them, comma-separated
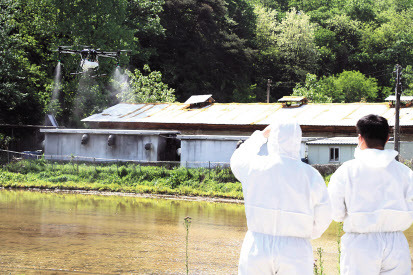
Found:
179,135 -> 309,168
179,135 -> 268,168
41,129 -> 178,162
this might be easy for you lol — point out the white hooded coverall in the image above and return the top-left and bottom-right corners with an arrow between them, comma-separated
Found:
328,148 -> 413,275
230,121 -> 332,275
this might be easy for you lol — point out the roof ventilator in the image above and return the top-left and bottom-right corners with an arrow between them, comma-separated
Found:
278,96 -> 308,108
184,94 -> 215,109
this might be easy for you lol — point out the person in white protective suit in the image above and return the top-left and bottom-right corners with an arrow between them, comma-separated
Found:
328,114 -> 413,275
230,120 -> 332,275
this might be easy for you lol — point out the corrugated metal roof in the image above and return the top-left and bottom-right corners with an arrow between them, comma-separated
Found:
307,137 -> 358,145
82,102 -> 413,127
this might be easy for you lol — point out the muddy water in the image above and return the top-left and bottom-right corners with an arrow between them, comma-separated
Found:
0,190 -> 412,274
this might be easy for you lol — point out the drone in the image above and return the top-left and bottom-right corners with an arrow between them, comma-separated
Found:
56,46 -> 130,75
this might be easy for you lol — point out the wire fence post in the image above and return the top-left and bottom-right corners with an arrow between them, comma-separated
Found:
208,161 -> 211,179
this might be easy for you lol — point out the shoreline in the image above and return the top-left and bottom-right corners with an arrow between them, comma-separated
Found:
0,186 -> 244,204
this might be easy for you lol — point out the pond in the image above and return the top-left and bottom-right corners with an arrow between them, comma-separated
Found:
0,190 -> 412,274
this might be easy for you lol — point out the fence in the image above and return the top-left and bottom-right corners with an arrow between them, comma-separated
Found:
0,149 -> 237,185
0,149 -> 230,168
0,149 -> 347,177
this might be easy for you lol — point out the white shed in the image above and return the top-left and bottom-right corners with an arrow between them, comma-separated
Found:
307,137 -> 358,165
179,135 -> 314,168
307,137 -> 413,165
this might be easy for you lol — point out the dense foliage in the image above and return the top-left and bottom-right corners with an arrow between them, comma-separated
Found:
2,0 -> 413,126
115,65 -> 176,103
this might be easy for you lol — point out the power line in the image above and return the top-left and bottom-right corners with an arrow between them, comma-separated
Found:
369,72 -> 394,78
363,68 -> 393,76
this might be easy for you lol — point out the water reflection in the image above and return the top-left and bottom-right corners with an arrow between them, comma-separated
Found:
0,190 -> 246,274
0,190 -> 412,274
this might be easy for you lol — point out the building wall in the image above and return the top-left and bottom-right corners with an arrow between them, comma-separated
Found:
308,142 -> 413,165
386,142 -> 413,160
307,144 -> 356,165
44,132 -> 165,162
180,137 -> 268,168
179,136 -> 308,168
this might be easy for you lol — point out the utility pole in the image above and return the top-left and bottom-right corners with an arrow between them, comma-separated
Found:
267,79 -> 272,103
394,64 -> 402,161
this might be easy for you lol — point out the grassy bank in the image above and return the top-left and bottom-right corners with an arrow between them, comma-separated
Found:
0,159 -> 332,199
0,159 -> 244,199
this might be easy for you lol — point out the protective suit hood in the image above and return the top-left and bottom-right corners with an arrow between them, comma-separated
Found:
267,120 -> 301,159
354,148 -> 398,168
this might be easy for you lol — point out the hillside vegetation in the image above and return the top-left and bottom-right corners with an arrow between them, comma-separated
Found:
2,0 -> 413,127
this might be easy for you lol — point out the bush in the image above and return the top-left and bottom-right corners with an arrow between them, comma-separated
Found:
312,164 -> 340,177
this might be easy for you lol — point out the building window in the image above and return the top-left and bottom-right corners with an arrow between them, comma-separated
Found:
329,147 -> 340,162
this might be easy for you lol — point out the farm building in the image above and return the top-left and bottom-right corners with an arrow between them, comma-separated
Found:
40,96 -> 413,166
307,137 -> 413,165
41,129 -> 180,162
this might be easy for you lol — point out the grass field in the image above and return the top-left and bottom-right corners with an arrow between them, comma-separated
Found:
0,159 -> 333,199
0,159 -> 245,199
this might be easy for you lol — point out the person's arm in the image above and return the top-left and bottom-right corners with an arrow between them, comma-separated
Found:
230,129 -> 268,183
327,166 -> 347,222
311,173 -> 332,239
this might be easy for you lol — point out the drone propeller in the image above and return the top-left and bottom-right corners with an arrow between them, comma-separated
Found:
54,46 -> 81,54
54,46 -> 70,51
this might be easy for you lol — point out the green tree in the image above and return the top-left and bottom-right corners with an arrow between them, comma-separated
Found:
345,0 -> 375,22
249,4 -> 282,102
276,8 -> 319,80
148,0 -> 257,102
254,5 -> 278,53
332,70 -> 378,102
402,65 -> 413,96
115,65 -> 176,103
323,14 -> 362,73
292,71 -> 378,103
0,0 -> 50,125
292,74 -> 332,103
